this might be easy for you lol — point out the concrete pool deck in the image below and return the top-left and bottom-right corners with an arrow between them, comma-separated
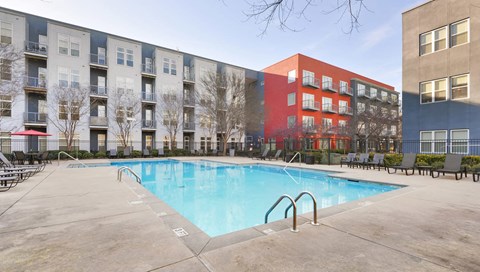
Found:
0,157 -> 479,271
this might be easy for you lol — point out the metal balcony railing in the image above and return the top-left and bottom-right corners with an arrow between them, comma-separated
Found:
302,76 -> 320,88
322,103 -> 338,113
339,85 -> 353,96
24,112 -> 47,124
302,100 -> 320,111
90,85 -> 108,96
338,106 -> 353,115
322,126 -> 334,134
357,89 -> 371,98
142,64 -> 156,75
142,119 -> 156,129
90,116 -> 108,126
183,122 -> 195,130
89,53 -> 108,66
25,41 -> 48,56
142,92 -> 156,102
303,125 -> 317,134
183,97 -> 195,107
183,69 -> 195,82
322,81 -> 338,92
25,76 -> 47,89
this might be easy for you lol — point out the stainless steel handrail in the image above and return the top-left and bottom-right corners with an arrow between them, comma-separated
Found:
57,151 -> 88,167
265,194 -> 298,232
117,166 -> 141,184
284,151 -> 301,170
284,191 -> 320,226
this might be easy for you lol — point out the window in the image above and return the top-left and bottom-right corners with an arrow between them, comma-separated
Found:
370,87 -> 377,98
0,95 -> 12,117
451,74 -> 468,100
163,58 -> 170,74
357,83 -> 366,96
322,97 -> 332,111
59,133 -> 80,151
420,130 -> 447,154
338,120 -> 347,127
357,102 -> 365,113
287,93 -> 296,106
303,70 -> 317,86
0,21 -> 13,44
322,118 -> 332,130
171,59 -> 177,75
59,101 -> 68,120
451,129 -> 468,154
369,105 -> 377,113
0,132 -> 11,153
58,67 -> 69,87
58,67 -> 79,88
420,32 -> 432,55
420,26 -> 447,55
340,81 -> 348,93
381,91 -> 388,102
303,93 -> 315,108
287,116 -> 296,128
302,116 -> 314,129
420,78 -> 446,104
116,77 -> 134,93
392,95 -> 398,103
0,58 -> 12,81
98,105 -> 106,117
322,75 -> 332,89
391,109 -> 398,119
391,125 -> 397,136
288,70 -> 296,83
339,100 -> 348,114
126,49 -> 134,67
450,19 -> 468,47
117,48 -> 125,65
71,69 -> 80,89
58,34 -> 80,56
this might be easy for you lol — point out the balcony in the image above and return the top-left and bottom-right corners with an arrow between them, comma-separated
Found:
302,76 -> 320,89
183,68 -> 195,84
142,92 -> 156,103
90,86 -> 108,97
183,97 -> 195,107
322,126 -> 334,135
24,76 -> 47,92
141,64 -> 156,77
338,106 -> 353,115
24,112 -> 47,125
303,125 -> 317,134
183,122 -> 195,131
90,116 -> 108,127
339,86 -> 353,96
373,94 -> 381,101
357,89 -> 371,98
24,41 -> 48,58
322,103 -> 338,114
89,54 -> 108,69
142,119 -> 156,129
217,74 -> 227,89
322,82 -> 338,93
302,100 -> 320,111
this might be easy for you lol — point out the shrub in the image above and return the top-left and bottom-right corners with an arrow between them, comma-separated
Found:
95,151 -> 106,158
431,161 -> 444,169
384,154 -> 403,166
152,149 -> 158,157
132,150 -> 142,158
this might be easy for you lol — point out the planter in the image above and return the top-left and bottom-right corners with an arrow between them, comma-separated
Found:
305,155 -> 315,165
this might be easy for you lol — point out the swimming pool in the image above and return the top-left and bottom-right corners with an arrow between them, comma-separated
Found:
113,160 -> 399,237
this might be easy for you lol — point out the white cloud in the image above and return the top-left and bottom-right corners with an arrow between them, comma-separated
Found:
361,23 -> 393,50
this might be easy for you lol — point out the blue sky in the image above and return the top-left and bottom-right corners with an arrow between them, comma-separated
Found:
1,0 -> 426,93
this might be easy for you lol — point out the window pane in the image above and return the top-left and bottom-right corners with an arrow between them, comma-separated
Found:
451,75 -> 468,99
451,20 -> 468,47
434,28 -> 446,50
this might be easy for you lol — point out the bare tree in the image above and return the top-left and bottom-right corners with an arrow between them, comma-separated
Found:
48,84 -> 91,151
159,90 -> 183,149
244,0 -> 368,35
197,71 -> 246,155
109,88 -> 142,149
0,43 -> 24,130
239,81 -> 264,146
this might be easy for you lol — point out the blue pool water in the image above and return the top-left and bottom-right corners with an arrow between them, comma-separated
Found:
112,160 -> 399,237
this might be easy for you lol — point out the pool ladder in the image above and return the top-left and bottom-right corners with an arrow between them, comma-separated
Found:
283,151 -> 302,170
264,191 -> 319,233
117,167 -> 141,184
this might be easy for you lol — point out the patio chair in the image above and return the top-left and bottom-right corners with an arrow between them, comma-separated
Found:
13,151 -> 26,165
253,148 -> 270,160
351,153 -> 369,169
365,154 -> 385,171
36,151 -> 51,164
123,147 -> 131,158
431,154 -> 466,180
0,152 -> 44,173
109,149 -> 117,159
340,153 -> 356,168
269,150 -> 282,160
387,153 -> 417,175
143,148 -> 151,158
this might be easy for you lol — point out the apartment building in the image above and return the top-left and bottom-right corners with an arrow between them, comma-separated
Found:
0,7 -> 260,153
402,0 -> 480,154
263,54 -> 400,152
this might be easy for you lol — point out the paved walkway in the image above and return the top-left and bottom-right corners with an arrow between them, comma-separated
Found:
0,157 -> 479,271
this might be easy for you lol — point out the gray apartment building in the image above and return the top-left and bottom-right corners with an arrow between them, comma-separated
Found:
402,0 -> 480,155
0,7 -> 262,154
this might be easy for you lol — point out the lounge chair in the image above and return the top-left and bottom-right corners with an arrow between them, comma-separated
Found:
253,148 -> 270,160
365,153 -> 385,171
0,172 -> 21,192
340,153 -> 356,168
351,153 -> 369,169
0,152 -> 45,173
473,169 -> 480,182
431,154 -> 466,180
109,149 -> 117,159
269,150 -> 282,160
143,148 -> 151,158
387,153 -> 417,175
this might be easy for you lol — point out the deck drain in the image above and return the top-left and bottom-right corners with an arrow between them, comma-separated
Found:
262,228 -> 275,235
129,200 -> 143,205
173,228 -> 189,237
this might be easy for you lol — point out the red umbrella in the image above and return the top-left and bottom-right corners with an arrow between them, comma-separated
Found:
11,129 -> 52,136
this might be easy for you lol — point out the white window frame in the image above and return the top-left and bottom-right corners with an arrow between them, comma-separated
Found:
288,70 -> 296,83
58,34 -> 69,55
0,58 -> 12,81
322,118 -> 332,129
0,21 -> 13,44
420,130 -> 447,154
287,93 -> 296,106
420,26 -> 448,56
420,78 -> 447,104
302,116 -> 314,129
340,81 -> 348,93
0,131 -> 11,153
287,116 -> 296,128
70,37 -> 80,57
450,129 -> 469,154
71,69 -> 80,89
357,83 -> 366,96
171,59 -> 177,75
357,102 -> 365,113
58,67 -> 69,87
58,34 -> 80,57
322,75 -> 332,89
117,47 -> 125,65
163,58 -> 170,74
0,95 -> 12,117
450,74 -> 469,100
126,49 -> 134,67
370,87 -> 377,98
450,18 -> 469,48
